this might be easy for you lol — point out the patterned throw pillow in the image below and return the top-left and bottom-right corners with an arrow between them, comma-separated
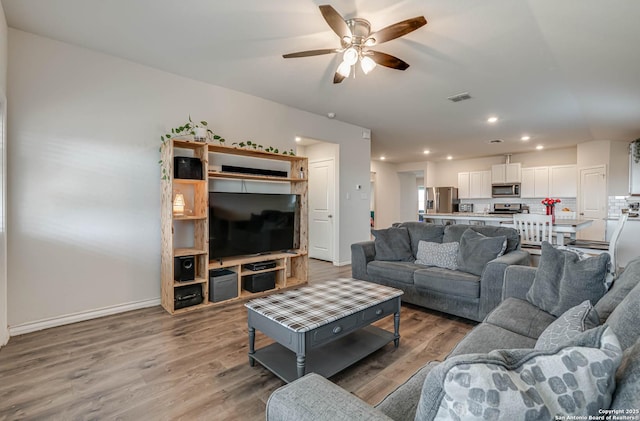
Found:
416,326 -> 622,421
535,300 -> 600,351
415,241 -> 459,270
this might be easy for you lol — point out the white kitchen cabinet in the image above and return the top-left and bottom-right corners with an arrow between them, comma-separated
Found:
521,167 -> 549,198
458,172 -> 470,199
491,163 -> 521,184
549,165 -> 577,197
459,171 -> 491,198
631,143 -> 640,195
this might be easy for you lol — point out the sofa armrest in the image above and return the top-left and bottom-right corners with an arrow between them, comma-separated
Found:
351,241 -> 376,280
266,373 -> 393,421
478,250 -> 530,320
502,265 -> 537,301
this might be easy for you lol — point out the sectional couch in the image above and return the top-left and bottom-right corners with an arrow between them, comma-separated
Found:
266,253 -> 640,420
351,222 -> 530,322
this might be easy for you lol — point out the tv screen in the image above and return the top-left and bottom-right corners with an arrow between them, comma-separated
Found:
209,192 -> 300,259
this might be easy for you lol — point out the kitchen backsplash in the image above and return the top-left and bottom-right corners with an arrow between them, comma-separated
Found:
459,198 -> 577,214
460,196 -> 638,217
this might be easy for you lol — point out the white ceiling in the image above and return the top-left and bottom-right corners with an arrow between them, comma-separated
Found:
3,0 -> 640,163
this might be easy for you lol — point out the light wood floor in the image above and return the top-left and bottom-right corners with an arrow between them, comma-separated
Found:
0,260 -> 475,420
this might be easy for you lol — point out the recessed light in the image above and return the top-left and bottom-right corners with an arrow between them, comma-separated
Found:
423,150 -> 430,154
521,135 -> 530,141
447,155 -> 453,160
487,116 -> 498,124
536,145 -> 544,150
380,156 -> 386,160
327,112 -> 336,119
295,136 -> 301,142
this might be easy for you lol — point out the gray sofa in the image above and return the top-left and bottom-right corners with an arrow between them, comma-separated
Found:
266,256 -> 640,420
351,222 -> 530,322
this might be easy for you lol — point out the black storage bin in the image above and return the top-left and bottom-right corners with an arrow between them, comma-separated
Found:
209,269 -> 238,302
243,271 -> 276,293
174,157 -> 203,180
174,284 -> 203,310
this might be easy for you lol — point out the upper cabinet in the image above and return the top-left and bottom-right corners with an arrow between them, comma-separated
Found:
491,163 -> 521,184
549,165 -> 577,197
521,167 -> 549,198
631,143 -> 640,195
520,165 -> 576,198
458,170 -> 491,199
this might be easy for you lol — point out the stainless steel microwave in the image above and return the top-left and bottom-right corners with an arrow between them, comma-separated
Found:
491,183 -> 520,198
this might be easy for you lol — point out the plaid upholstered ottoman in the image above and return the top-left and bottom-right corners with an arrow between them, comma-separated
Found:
245,278 -> 403,383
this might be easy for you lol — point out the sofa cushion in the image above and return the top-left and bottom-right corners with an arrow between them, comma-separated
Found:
447,323 -> 537,358
595,257 -> 640,321
456,229 -> 507,276
396,222 -> 444,258
484,297 -> 556,339
414,267 -> 480,298
375,362 -> 438,421
416,326 -> 622,421
526,242 -> 610,317
372,227 -> 413,262
415,240 -> 459,270
443,224 -> 520,253
605,279 -> 640,351
535,300 -> 600,351
611,337 -> 640,410
366,261 -> 418,285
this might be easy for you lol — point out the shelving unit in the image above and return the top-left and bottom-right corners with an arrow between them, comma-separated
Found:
160,139 -> 308,315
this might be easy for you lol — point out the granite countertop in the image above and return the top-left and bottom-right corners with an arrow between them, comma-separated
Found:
423,213 -> 513,219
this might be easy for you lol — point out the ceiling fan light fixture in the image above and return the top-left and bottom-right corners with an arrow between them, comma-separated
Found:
364,37 -> 376,47
337,61 -> 351,78
360,56 -> 377,74
343,47 -> 359,65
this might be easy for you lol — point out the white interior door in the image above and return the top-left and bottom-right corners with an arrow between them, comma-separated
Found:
309,159 -> 335,261
578,165 -> 607,240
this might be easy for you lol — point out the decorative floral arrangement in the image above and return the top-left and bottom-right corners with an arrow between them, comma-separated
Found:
541,197 -> 561,207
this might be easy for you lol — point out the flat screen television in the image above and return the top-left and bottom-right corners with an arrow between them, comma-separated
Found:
209,192 -> 300,259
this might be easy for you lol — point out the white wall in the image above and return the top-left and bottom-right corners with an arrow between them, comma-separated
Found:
0,3 -> 8,346
7,29 -> 370,330
370,161 -> 401,228
398,172 -> 418,221
609,141 -> 630,196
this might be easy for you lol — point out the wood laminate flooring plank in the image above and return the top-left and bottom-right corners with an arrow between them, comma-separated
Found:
0,259 -> 475,420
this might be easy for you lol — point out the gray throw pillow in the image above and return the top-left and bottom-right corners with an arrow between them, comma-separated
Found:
456,228 -> 507,276
526,242 -> 610,317
535,300 -> 600,351
415,241 -> 459,270
416,325 -> 622,421
371,227 -> 413,262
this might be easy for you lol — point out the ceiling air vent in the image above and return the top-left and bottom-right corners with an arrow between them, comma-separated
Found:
488,139 -> 504,144
447,92 -> 472,102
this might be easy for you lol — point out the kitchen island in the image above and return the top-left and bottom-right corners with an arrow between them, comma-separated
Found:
422,213 -> 593,245
422,213 -> 513,226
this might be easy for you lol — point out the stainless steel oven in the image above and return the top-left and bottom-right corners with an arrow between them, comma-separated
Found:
491,183 -> 521,198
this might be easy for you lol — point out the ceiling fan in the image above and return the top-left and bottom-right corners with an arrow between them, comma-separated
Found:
283,5 -> 427,84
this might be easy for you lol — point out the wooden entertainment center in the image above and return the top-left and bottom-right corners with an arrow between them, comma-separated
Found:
160,139 -> 308,315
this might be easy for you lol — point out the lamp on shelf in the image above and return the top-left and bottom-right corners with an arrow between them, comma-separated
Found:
173,192 -> 185,216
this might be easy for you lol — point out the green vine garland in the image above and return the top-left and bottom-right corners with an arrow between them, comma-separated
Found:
631,138 -> 640,164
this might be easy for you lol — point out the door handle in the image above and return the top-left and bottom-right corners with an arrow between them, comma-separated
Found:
328,215 -> 333,218
579,212 -> 584,216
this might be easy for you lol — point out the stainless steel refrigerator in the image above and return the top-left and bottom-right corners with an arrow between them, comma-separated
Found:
425,187 -> 459,214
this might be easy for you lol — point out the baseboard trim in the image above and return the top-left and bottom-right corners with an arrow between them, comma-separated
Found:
335,260 -> 351,267
0,328 -> 8,347
9,298 -> 161,336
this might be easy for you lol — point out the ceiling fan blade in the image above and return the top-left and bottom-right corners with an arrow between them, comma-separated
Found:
283,48 -> 339,58
368,16 -> 427,45
319,5 -> 352,40
369,51 -> 410,70
333,72 -> 346,84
